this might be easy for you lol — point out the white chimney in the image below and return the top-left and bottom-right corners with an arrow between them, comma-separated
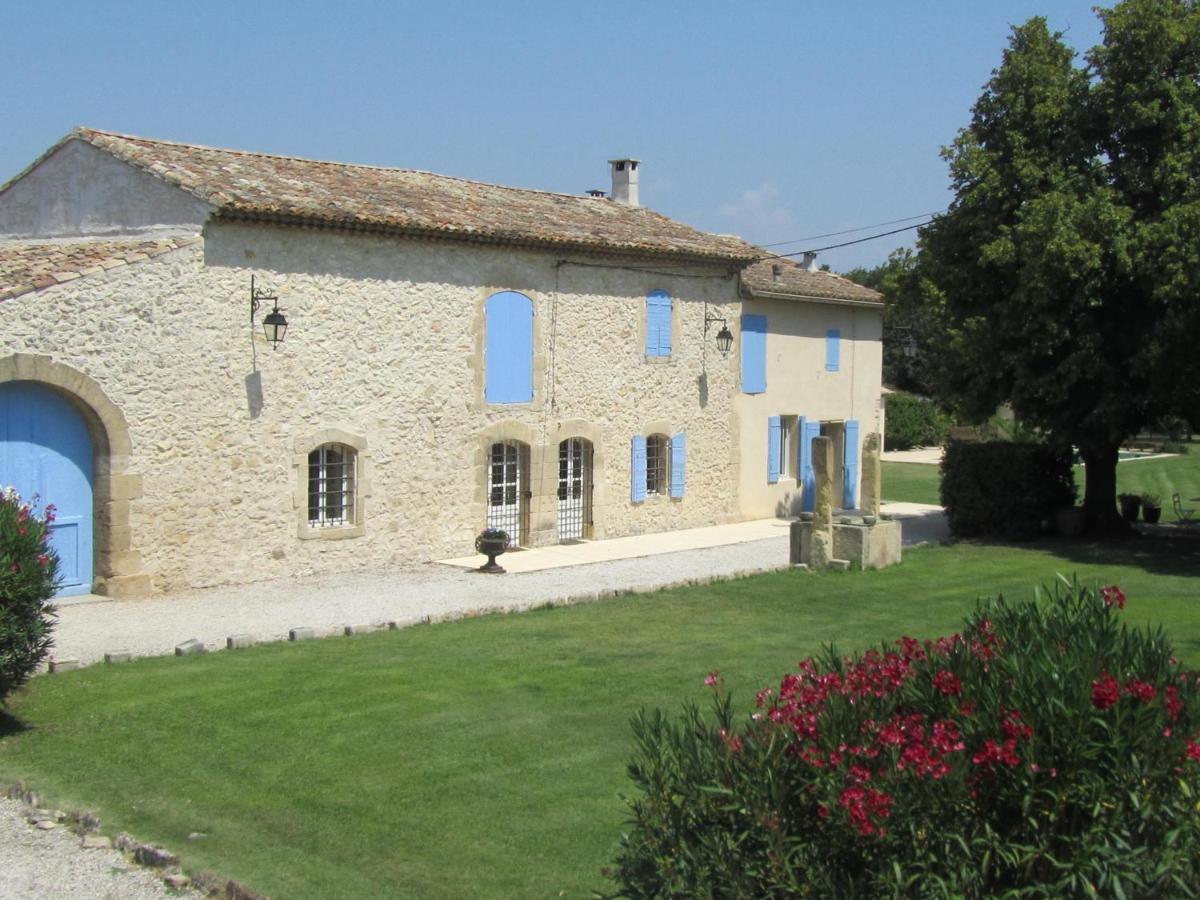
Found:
801,251 -> 818,272
608,158 -> 640,206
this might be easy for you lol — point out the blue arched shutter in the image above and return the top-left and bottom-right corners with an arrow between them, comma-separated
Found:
843,420 -> 860,508
631,435 -> 647,502
670,432 -> 686,498
826,328 -> 841,372
767,415 -> 781,484
485,291 -> 534,403
646,290 -> 672,357
741,314 -> 767,394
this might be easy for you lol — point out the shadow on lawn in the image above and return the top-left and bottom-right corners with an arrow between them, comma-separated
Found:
0,709 -> 29,739
1036,529 -> 1200,579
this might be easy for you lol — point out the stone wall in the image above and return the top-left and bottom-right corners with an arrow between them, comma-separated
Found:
0,222 -> 752,591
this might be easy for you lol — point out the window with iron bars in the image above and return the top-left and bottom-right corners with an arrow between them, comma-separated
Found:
308,443 -> 356,527
646,433 -> 670,497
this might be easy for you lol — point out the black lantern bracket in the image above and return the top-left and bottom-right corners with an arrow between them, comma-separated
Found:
703,302 -> 734,358
250,275 -> 289,350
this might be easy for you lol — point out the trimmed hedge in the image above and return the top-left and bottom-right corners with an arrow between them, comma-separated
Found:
940,441 -> 1076,539
885,393 -> 950,451
608,581 -> 1200,898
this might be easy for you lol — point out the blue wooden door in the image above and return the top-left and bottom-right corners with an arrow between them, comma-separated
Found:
0,382 -> 94,596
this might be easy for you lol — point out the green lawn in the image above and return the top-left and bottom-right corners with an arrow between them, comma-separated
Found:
2,539 -> 1199,898
883,444 -> 1200,517
881,460 -> 942,504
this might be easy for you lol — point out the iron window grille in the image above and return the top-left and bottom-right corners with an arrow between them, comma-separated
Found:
646,434 -> 670,497
557,438 -> 592,541
308,444 -> 356,527
487,441 -> 524,545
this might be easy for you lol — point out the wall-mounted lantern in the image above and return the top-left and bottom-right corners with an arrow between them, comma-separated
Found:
250,276 -> 288,349
704,306 -> 734,357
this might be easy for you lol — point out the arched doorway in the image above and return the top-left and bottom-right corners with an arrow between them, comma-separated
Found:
557,437 -> 593,542
487,440 -> 528,546
0,381 -> 94,596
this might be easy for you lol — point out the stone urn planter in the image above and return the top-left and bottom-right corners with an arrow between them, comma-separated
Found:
1118,493 -> 1142,522
1141,493 -> 1163,525
475,528 -> 510,574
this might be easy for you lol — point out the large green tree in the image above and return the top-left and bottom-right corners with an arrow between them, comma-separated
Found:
918,0 -> 1200,532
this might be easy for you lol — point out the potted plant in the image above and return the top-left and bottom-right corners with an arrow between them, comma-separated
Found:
475,527 -> 510,573
1141,492 -> 1162,524
1118,492 -> 1142,522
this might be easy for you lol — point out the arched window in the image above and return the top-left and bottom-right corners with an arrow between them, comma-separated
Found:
485,291 -> 534,404
487,440 -> 528,545
308,443 -> 357,527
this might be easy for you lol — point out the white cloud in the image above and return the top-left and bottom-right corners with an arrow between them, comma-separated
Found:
716,183 -> 796,240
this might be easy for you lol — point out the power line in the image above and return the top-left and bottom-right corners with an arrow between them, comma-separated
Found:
757,212 -> 941,248
760,222 -> 928,260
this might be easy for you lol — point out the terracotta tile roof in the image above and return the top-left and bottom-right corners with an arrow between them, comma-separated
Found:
43,129 -> 761,264
0,237 -> 199,301
741,255 -> 883,305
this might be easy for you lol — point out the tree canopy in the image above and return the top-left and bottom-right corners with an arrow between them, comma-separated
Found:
915,0 -> 1200,530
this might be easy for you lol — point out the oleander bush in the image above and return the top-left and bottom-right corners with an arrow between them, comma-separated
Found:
609,580 -> 1200,898
941,441 -> 1076,539
884,392 -> 951,451
0,487 -> 58,703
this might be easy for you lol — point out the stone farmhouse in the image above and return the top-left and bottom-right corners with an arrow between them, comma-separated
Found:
0,128 -> 882,598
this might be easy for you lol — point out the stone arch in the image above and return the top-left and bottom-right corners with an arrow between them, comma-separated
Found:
0,353 -> 150,597
545,420 -> 607,541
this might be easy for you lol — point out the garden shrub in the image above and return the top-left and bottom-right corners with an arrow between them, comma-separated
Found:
884,392 -> 950,451
609,581 -> 1200,898
0,487 -> 58,703
940,441 -> 1076,539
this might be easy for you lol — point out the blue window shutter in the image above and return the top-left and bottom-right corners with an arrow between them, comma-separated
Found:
631,435 -> 647,502
741,314 -> 767,394
767,415 -> 781,484
826,328 -> 841,372
646,290 -> 672,357
843,419 -> 860,509
801,418 -> 821,512
670,432 -> 686,498
485,291 -> 534,404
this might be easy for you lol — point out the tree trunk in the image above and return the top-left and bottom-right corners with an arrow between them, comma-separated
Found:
1081,444 -> 1127,535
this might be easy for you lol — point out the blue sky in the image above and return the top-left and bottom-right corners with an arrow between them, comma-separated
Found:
2,1 -> 1106,271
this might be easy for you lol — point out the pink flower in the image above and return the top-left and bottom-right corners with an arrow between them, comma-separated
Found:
1092,673 -> 1120,710
1166,685 -> 1183,722
704,670 -> 720,688
1123,680 -> 1157,704
932,669 -> 962,696
1102,585 -> 1126,610
37,554 -> 49,567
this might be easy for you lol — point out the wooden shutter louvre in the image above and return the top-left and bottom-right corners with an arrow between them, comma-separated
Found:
631,435 -> 647,502
767,415 -> 781,484
670,432 -> 686,498
741,314 -> 767,394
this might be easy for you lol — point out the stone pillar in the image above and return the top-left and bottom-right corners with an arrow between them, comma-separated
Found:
810,436 -> 835,568
860,432 -> 882,518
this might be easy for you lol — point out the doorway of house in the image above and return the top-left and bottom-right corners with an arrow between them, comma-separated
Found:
487,440 -> 527,546
0,382 -> 95,596
557,437 -> 592,542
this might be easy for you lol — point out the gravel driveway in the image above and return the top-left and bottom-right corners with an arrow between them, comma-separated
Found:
0,797 -> 201,899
